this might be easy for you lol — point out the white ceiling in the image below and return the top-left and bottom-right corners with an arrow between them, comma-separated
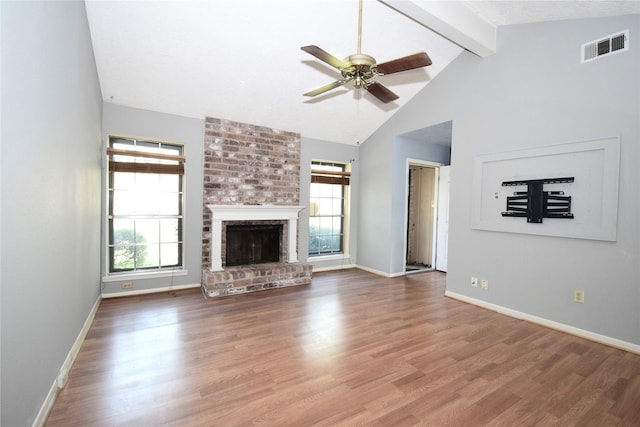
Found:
464,0 -> 640,26
85,1 -> 639,146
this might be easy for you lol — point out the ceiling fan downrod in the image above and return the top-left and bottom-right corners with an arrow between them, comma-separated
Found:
357,0 -> 363,55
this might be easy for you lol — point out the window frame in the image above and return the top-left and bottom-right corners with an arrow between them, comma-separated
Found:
105,135 -> 186,276
308,160 -> 350,257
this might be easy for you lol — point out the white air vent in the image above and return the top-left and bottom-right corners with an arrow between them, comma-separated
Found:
582,30 -> 629,63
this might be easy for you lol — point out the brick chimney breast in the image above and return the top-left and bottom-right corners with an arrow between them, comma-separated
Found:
201,117 -> 311,298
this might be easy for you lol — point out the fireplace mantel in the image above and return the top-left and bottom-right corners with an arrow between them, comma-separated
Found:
206,205 -> 305,272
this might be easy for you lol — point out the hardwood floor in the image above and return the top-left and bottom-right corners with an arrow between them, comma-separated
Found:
46,269 -> 640,426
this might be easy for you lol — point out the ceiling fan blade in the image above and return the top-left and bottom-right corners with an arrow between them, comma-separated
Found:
304,79 -> 350,97
365,82 -> 399,103
301,45 -> 348,70
375,52 -> 432,75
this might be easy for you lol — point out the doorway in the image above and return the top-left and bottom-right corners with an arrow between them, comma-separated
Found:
405,163 -> 450,273
406,164 -> 436,272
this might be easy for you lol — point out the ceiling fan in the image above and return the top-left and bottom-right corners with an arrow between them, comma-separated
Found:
301,0 -> 432,104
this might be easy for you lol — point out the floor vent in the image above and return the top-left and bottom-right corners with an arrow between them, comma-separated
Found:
582,30 -> 629,63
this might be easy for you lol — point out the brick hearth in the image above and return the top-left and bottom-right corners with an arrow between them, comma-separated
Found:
202,263 -> 312,298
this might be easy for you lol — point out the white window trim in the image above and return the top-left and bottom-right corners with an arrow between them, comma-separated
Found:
105,134 -> 186,276
309,160 -> 350,257
102,268 -> 188,283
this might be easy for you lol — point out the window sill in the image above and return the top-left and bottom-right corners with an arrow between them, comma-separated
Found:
102,269 -> 188,283
308,253 -> 351,262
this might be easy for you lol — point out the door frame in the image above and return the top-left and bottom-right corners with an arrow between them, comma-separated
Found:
435,165 -> 450,272
403,158 -> 442,273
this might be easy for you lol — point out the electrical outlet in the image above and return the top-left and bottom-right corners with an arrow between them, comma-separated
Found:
481,279 -> 489,290
471,277 -> 478,287
574,290 -> 585,303
121,282 -> 133,289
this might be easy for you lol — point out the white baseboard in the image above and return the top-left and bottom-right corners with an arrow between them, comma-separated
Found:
354,265 -> 405,278
33,295 -> 102,427
388,271 -> 406,278
353,264 -> 406,278
33,380 -> 58,427
355,264 -> 392,277
56,296 -> 101,388
101,283 -> 201,299
312,264 -> 355,273
445,290 -> 640,355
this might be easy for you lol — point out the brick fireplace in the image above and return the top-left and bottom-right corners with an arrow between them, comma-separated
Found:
201,117 -> 312,298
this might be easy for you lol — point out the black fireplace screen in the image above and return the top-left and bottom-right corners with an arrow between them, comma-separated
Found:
225,224 -> 283,267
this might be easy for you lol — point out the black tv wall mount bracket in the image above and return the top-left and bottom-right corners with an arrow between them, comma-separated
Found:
501,177 -> 575,223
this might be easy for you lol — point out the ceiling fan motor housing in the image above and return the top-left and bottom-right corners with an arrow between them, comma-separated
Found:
341,53 -> 376,88
345,53 -> 376,66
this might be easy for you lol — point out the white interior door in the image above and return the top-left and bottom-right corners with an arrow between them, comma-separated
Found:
435,166 -> 450,272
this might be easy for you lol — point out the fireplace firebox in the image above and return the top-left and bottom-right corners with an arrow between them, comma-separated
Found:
202,204 -> 311,298
225,224 -> 283,267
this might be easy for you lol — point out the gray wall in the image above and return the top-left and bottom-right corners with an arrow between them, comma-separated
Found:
101,103 -> 204,294
389,133 -> 451,274
357,131 -> 395,273
1,1 -> 103,425
358,125 -> 452,275
360,15 -> 640,344
300,137 -> 360,270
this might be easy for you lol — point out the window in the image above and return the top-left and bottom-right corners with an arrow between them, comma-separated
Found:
309,161 -> 350,256
107,136 -> 184,273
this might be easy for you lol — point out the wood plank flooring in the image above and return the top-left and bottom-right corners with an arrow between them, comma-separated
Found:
46,269 -> 640,426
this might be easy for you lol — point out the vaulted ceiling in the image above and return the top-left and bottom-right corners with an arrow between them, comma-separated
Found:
85,1 -> 639,145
